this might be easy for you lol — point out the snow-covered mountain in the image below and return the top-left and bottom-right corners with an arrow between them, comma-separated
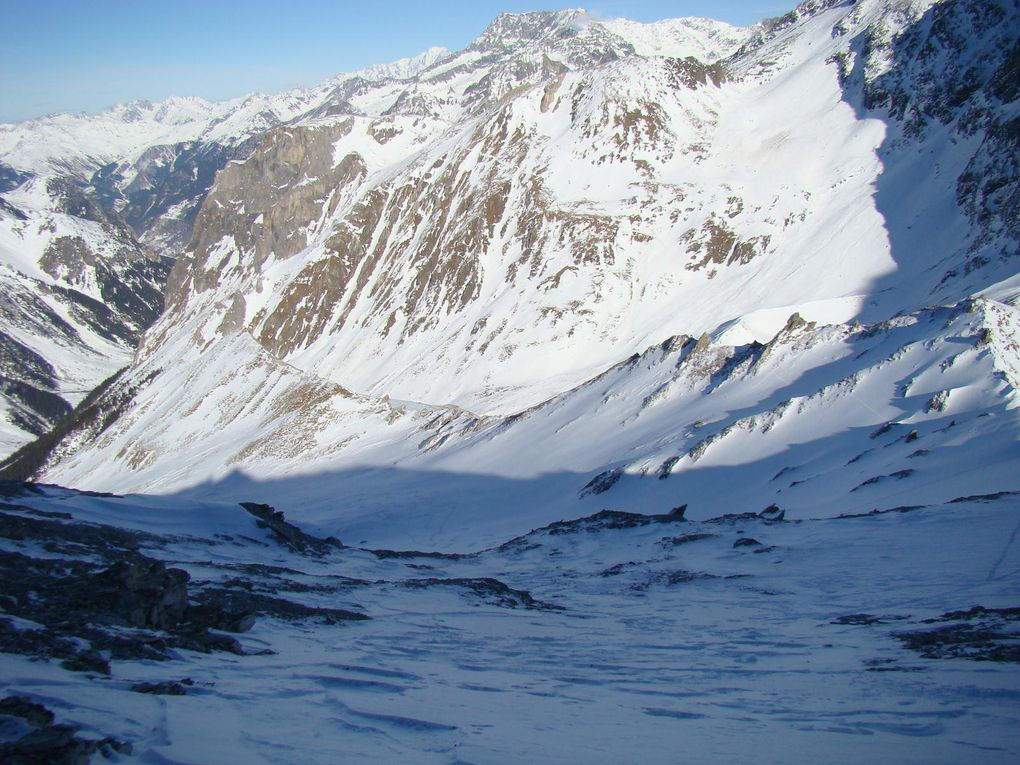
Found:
0,170 -> 170,456
3,0 -> 1011,534
1,1 -> 1019,761
3,0 -> 1019,545
0,47 -> 456,456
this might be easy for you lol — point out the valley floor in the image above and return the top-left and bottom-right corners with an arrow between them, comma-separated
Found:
1,484 -> 1018,764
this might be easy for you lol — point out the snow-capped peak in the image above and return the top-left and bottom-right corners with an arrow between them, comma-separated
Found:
470,8 -> 599,52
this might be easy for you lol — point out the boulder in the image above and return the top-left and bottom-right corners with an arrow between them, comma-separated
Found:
92,558 -> 189,630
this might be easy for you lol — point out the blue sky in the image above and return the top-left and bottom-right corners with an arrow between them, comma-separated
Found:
0,1 -> 792,123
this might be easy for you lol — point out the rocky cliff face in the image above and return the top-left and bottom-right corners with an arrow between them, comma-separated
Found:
5,0 -> 1019,532
836,0 -> 1019,288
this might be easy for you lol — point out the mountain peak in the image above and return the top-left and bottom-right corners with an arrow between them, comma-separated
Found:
471,8 -> 598,52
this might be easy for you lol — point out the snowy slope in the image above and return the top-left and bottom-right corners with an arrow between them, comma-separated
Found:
36,293 -> 1020,552
0,9 -> 741,456
95,0 -> 1020,417
0,175 -> 170,456
600,15 -> 750,60
0,483 -> 1018,763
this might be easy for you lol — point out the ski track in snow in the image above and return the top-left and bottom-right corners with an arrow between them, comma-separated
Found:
987,516 -> 1020,582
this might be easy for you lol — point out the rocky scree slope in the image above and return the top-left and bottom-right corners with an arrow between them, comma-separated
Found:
7,0 -> 1020,545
